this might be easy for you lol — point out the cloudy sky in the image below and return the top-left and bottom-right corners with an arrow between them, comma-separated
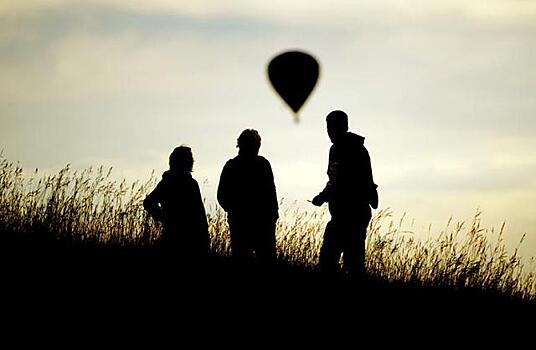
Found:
1,0 -> 535,259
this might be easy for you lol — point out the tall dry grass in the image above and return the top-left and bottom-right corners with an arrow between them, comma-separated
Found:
366,209 -> 536,300
0,156 -> 158,245
0,155 -> 534,300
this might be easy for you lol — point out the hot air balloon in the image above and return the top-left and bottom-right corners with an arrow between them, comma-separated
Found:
267,50 -> 320,122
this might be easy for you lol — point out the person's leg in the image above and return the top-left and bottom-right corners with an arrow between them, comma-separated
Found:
319,220 -> 342,275
183,231 -> 210,272
229,221 -> 250,264
343,213 -> 371,279
253,221 -> 277,269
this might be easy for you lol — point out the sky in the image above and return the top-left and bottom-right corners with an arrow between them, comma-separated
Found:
1,0 -> 536,260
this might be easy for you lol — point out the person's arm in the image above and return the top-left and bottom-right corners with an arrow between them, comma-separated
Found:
312,183 -> 331,206
217,162 -> 232,212
312,147 -> 335,206
362,147 -> 378,209
193,180 -> 210,250
143,181 -> 165,222
194,180 -> 209,231
265,160 -> 279,222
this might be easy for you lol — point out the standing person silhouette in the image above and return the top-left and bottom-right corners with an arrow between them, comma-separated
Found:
217,129 -> 279,268
144,146 -> 209,265
312,110 -> 378,278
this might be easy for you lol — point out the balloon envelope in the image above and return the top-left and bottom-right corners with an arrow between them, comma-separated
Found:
267,51 -> 319,113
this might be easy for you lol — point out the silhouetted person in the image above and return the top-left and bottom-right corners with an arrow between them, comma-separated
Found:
312,110 -> 378,278
144,146 -> 209,265
217,129 -> 279,267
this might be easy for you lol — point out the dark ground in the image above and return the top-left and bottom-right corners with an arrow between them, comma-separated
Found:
1,230 -> 534,338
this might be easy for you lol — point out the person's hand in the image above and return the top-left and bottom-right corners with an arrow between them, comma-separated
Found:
369,186 -> 379,210
311,195 -> 324,207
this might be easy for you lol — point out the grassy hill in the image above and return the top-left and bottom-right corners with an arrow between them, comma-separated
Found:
1,155 -> 534,321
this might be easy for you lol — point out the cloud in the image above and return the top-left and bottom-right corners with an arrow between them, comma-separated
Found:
0,27 -> 266,103
3,0 -> 536,22
1,32 -> 177,101
371,127 -> 536,194
0,3 -> 284,103
2,0 -> 536,147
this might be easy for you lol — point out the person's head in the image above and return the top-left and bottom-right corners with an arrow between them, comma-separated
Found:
169,146 -> 194,173
326,110 -> 349,144
237,129 -> 261,157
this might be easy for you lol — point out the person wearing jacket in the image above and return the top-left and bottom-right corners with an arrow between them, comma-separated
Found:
312,110 -> 378,278
144,146 -> 209,263
217,129 -> 279,266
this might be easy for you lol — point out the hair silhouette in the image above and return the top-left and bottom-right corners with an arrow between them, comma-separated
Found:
169,146 -> 194,173
237,129 -> 262,157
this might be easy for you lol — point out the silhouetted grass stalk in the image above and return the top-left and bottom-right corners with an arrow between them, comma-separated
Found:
0,156 -> 534,300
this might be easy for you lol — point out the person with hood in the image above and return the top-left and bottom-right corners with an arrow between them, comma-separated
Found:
217,129 -> 279,266
312,110 -> 378,278
144,146 -> 209,262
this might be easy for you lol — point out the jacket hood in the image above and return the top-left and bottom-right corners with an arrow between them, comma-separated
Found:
346,132 -> 365,145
